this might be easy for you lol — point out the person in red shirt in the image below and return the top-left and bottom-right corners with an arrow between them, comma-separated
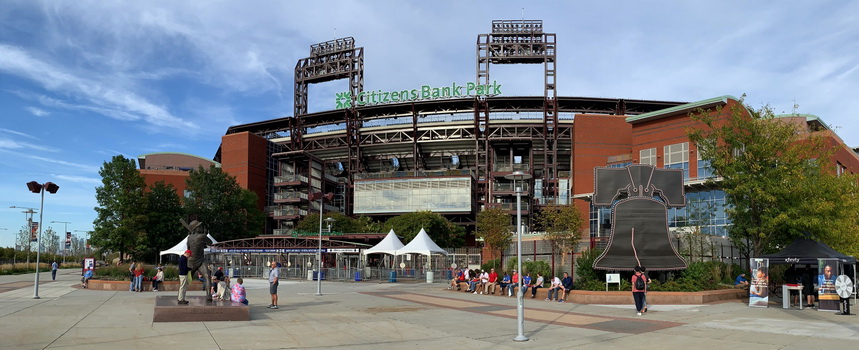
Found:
632,266 -> 647,315
509,270 -> 519,297
487,268 -> 499,294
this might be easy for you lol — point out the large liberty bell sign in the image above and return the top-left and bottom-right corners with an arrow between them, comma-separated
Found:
592,164 -> 687,271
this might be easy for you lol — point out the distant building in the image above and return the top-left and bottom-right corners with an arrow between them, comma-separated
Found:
137,152 -> 220,197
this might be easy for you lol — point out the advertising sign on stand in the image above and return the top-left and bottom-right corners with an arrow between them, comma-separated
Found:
817,259 -> 840,311
749,258 -> 769,307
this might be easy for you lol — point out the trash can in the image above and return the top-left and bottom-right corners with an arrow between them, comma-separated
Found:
307,270 -> 314,281
354,271 -> 362,282
426,271 -> 434,284
444,270 -> 452,280
388,270 -> 397,283
313,271 -> 325,281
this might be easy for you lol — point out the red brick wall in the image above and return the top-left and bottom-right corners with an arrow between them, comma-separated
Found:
220,132 -> 268,211
140,170 -> 191,197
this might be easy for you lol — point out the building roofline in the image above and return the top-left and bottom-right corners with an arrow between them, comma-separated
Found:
625,95 -> 740,124
137,152 -> 221,167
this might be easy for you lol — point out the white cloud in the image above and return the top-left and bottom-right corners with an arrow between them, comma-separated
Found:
0,138 -> 58,153
25,106 -> 49,117
0,44 -> 198,130
52,174 -> 102,186
25,154 -> 100,173
0,128 -> 36,139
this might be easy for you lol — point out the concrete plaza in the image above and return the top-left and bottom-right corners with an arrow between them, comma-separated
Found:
0,269 -> 857,349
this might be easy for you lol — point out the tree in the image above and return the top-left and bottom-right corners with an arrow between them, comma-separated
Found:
43,227 -> 60,255
142,181 -> 185,262
184,165 -> 265,241
92,155 -> 148,261
295,211 -> 358,234
383,211 -> 465,247
688,97 -> 859,256
534,204 -> 585,275
476,207 -> 512,263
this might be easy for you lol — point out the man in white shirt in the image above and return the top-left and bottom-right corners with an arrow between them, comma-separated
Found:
546,275 -> 563,301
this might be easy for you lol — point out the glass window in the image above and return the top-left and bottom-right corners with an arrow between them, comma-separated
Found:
639,148 -> 656,166
664,142 -> 689,180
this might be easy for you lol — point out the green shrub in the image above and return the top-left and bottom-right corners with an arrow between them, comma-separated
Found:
575,248 -> 602,283
481,259 -> 502,272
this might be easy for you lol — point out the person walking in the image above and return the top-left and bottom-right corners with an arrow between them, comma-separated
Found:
51,261 -> 58,280
268,261 -> 280,309
632,266 -> 647,316
177,250 -> 191,304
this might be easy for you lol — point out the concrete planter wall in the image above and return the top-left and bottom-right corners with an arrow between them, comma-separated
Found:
86,279 -> 205,292
446,284 -> 744,304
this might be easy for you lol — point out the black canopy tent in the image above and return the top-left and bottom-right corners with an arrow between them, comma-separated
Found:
760,239 -> 856,265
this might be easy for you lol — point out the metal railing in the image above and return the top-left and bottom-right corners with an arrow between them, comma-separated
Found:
493,163 -> 530,172
274,174 -> 308,183
274,191 -> 308,200
493,182 -> 530,192
273,208 -> 307,217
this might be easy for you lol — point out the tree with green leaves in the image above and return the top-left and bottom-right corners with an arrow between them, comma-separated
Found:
476,207 -> 512,265
295,211 -> 359,235
142,181 -> 185,261
534,204 -> 585,258
93,155 -> 148,261
688,97 -> 859,256
184,165 -> 265,242
43,227 -> 60,255
383,211 -> 465,247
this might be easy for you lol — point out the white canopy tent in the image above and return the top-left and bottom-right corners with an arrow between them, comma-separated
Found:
159,234 -> 218,263
397,228 -> 448,283
397,228 -> 449,256
362,229 -> 405,256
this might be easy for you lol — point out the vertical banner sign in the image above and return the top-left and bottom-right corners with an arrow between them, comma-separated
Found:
65,232 -> 72,249
749,258 -> 769,307
30,222 -> 39,242
817,259 -> 840,311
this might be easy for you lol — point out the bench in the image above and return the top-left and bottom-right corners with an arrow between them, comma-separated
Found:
446,282 -> 569,301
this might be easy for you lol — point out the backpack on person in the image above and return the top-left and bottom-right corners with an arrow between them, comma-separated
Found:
634,275 -> 646,290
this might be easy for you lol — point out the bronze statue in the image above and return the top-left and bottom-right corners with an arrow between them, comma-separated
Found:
181,219 -> 213,302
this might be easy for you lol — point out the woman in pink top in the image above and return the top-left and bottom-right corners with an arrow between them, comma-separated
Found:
631,266 -> 647,315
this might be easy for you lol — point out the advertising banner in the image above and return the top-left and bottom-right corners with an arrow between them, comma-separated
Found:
30,222 -> 39,242
817,259 -> 840,311
65,232 -> 72,249
749,258 -> 769,307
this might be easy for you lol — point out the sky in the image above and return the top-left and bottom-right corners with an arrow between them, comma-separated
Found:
1,1 -> 858,249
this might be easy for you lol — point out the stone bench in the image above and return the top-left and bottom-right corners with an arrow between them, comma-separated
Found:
445,284 -> 745,304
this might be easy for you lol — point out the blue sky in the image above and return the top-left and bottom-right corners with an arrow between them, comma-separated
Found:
1,1 -> 858,249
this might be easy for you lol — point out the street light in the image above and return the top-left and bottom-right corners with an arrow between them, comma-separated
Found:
27,181 -> 59,299
10,206 -> 38,265
309,191 -> 334,296
504,170 -> 532,342
51,221 -> 71,265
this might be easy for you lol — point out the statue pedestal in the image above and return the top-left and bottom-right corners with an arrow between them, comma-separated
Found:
153,295 -> 249,322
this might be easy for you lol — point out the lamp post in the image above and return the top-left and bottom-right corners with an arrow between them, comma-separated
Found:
10,206 -> 38,265
504,170 -> 531,342
51,221 -> 71,265
310,191 -> 334,296
27,181 -> 60,299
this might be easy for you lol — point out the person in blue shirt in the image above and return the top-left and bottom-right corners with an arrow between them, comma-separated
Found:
521,273 -> 532,295
498,272 -> 511,296
734,273 -> 749,289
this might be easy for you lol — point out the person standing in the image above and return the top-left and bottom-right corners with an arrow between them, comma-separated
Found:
268,261 -> 280,309
632,266 -> 647,316
177,250 -> 191,304
640,266 -> 652,313
128,260 -> 136,291
51,261 -> 58,280
133,263 -> 145,292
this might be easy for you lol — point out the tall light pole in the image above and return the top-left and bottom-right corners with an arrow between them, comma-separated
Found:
310,191 -> 334,296
27,181 -> 60,299
10,206 -> 38,265
51,221 -> 71,265
504,171 -> 531,342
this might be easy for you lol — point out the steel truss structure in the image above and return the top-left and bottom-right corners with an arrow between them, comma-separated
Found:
222,20 -> 687,236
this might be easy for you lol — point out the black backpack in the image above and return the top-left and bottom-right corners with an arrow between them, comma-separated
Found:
635,275 -> 646,290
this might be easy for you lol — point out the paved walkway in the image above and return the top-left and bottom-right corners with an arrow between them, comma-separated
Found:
0,269 -> 857,349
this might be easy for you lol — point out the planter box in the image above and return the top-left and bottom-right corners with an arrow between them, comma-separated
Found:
86,279 -> 205,292
445,284 -> 745,304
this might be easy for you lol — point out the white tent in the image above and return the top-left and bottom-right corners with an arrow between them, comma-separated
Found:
397,228 -> 448,256
159,234 -> 218,256
363,229 -> 405,255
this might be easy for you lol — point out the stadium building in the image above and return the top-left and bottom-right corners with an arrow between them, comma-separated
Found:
212,20 -> 859,248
